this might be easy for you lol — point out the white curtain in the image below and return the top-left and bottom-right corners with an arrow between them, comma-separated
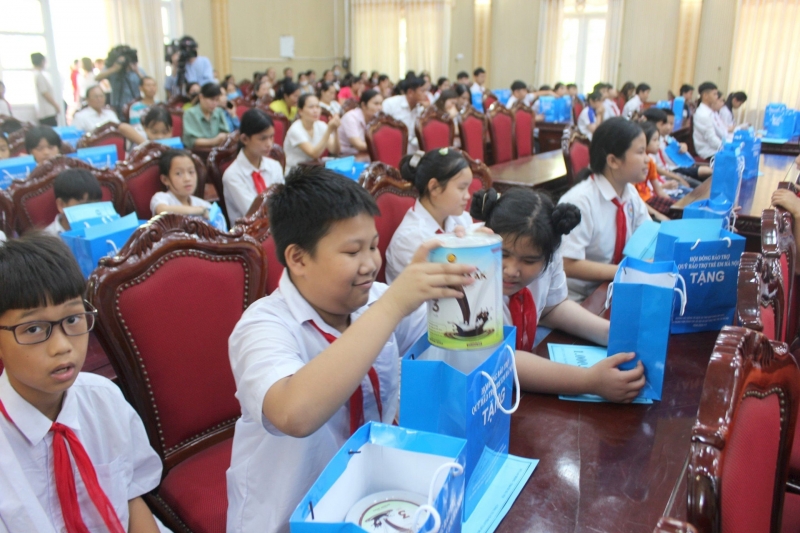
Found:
105,0 -> 165,97
728,0 -> 800,128
352,0 -> 402,81
536,0 -> 564,87
406,0 -> 452,79
671,0 -> 703,94
601,0 -> 624,86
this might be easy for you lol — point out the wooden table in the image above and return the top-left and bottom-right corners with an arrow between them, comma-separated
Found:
762,136 -> 800,156
538,122 -> 570,153
489,151 -> 568,194
670,154 -> 797,250
499,283 -> 718,532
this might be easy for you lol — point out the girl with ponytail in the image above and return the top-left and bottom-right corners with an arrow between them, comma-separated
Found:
471,186 -> 645,403
385,148 -> 474,283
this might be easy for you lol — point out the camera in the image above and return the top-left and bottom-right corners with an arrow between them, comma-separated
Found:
106,45 -> 138,70
164,35 -> 199,95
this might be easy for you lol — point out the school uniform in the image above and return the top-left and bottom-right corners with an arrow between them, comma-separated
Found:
558,173 -> 650,301
149,190 -> 211,217
656,136 -> 703,185
692,102 -> 722,160
222,149 -> 285,223
502,250 -> 569,351
577,106 -> 598,140
0,230 -> 5,242
381,95 -> 423,154
718,105 -> 735,129
71,107 -> 119,133
0,371 -> 169,533
622,95 -> 642,120
384,199 -> 474,284
43,216 -> 65,237
603,98 -> 621,117
226,271 -> 427,533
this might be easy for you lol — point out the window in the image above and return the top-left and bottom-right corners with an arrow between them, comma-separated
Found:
559,0 -> 607,93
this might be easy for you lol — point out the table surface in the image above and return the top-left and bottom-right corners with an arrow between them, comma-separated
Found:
761,136 -> 800,156
498,283 -> 719,533
672,153 -> 797,219
489,151 -> 568,189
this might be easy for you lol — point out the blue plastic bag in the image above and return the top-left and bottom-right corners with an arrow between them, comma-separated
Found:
732,128 -> 761,180
61,213 -> 142,277
664,140 -> 695,168
290,422 -> 467,533
765,103 -> 795,140
655,100 -> 672,109
493,89 -> 511,105
325,157 -> 370,181
470,90 -> 484,113
156,137 -> 184,149
682,197 -> 735,227
672,97 -> 685,129
67,145 -> 118,169
53,126 -> 84,146
207,202 -> 227,232
538,96 -> 556,122
0,155 -> 36,189
654,218 -> 745,333
607,257 -> 685,400
709,142 -> 744,206
400,327 -> 517,520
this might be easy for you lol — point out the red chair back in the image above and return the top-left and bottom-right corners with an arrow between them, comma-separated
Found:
233,97 -> 253,121
568,137 -> 590,183
761,207 -> 797,343
365,114 -> 408,169
118,143 -> 206,219
415,108 -> 454,151
737,252 -> 783,342
359,162 -> 417,283
685,326 -> 800,533
512,103 -> 535,158
207,133 -> 241,224
258,107 -> 289,146
239,81 -> 253,99
573,99 -> 584,123
76,122 -> 126,161
169,109 -> 183,139
262,235 -> 283,295
459,107 -> 487,162
233,186 -> 285,294
488,104 -> 515,164
483,93 -> 498,111
7,156 -> 127,233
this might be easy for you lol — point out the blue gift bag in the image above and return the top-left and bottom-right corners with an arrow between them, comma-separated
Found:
61,213 -> 142,277
400,327 -> 518,520
672,97 -> 685,129
654,218 -> 745,333
0,155 -> 36,189
606,257 -> 685,401
63,201 -> 120,229
538,96 -> 556,122
156,137 -> 184,149
655,100 -> 672,109
664,140 -> 695,168
709,142 -> 744,206
67,145 -> 118,169
557,95 -> 573,122
732,128 -> 761,180
290,422 -> 467,533
470,90 -> 484,113
765,103 -> 795,140
493,89 -> 511,105
682,197 -> 734,227
325,157 -> 370,181
207,202 -> 227,232
53,126 -> 84,146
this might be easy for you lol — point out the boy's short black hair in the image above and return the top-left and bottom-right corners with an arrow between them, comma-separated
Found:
159,149 -> 193,177
679,84 -> 694,95
200,82 -> 222,98
403,76 -> 425,92
539,84 -> 552,91
554,82 -> 565,91
698,81 -> 718,95
636,83 -> 651,94
662,108 -> 675,117
54,169 -> 102,203
510,80 -> 527,92
30,53 -> 45,68
643,107 -> 668,124
0,232 -> 86,317
378,74 -> 389,83
456,71 -> 469,80
473,67 -> 486,76
268,166 -> 380,267
566,83 -> 577,90
24,126 -> 62,153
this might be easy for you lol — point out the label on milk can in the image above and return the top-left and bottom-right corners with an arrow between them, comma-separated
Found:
427,233 -> 503,350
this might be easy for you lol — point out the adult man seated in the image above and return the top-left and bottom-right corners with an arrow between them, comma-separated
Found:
381,76 -> 428,154
72,85 -> 144,144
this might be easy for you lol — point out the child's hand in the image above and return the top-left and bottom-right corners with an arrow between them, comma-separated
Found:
772,189 -> 800,217
662,180 -> 678,190
679,142 -> 689,153
587,352 -> 646,403
382,240 -> 476,319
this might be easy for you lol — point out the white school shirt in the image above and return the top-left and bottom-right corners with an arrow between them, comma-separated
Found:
501,250 -> 569,326
604,98 -> 621,117
72,107 -> 119,132
657,136 -> 677,170
718,105 -> 735,129
0,99 -> 10,116
225,271 -> 426,533
222,149 -> 285,223
43,216 -> 64,237
384,199 -> 474,284
149,190 -> 211,217
577,106 -> 596,140
692,103 -> 722,159
283,120 -> 328,175
0,371 -> 168,533
381,95 -> 422,154
558,174 -> 650,301
622,95 -> 642,120
712,110 -> 730,143
34,70 -> 57,119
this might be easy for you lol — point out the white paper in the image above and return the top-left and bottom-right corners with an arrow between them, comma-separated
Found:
279,35 -> 294,58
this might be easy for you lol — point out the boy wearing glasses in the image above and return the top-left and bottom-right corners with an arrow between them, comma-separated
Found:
0,233 -> 166,532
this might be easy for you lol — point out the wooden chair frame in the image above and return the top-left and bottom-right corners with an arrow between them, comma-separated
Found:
737,252 -> 784,341
364,113 -> 409,166
0,190 -> 14,237
761,207 -> 798,344
359,161 -> 412,198
459,149 -> 493,191
76,121 -> 127,161
487,102 -> 517,164
415,106 -> 455,152
562,126 -> 591,187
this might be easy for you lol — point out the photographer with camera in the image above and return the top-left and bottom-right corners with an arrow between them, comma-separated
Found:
165,36 -> 215,98
96,45 -> 146,116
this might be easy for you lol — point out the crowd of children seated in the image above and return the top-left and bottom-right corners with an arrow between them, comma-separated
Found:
0,49 -> 786,533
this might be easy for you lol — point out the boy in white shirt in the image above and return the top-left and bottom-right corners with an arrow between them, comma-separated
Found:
692,81 -> 723,160
470,67 -> 486,97
226,167 -> 473,533
381,76 -> 427,154
222,109 -> 284,223
577,91 -> 605,140
622,83 -> 650,120
0,233 -> 167,533
43,169 -> 103,237
602,84 -> 621,117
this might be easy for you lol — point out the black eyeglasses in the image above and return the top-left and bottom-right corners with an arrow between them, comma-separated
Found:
0,302 -> 97,345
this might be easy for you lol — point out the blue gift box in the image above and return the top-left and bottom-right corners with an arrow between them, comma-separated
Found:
155,137 -> 184,149
672,96 -> 685,129
325,157 -> 369,181
492,89 -> 511,105
53,126 -> 84,146
0,155 -> 36,189
67,145 -> 118,169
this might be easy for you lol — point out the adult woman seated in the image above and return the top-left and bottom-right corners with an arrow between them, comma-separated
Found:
338,89 -> 382,160
269,80 -> 300,121
318,81 -> 343,116
182,82 -> 230,149
337,74 -> 364,104
283,93 -> 340,173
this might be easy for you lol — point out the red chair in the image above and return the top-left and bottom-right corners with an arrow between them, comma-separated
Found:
117,142 -> 207,219
0,190 -> 13,237
359,162 -> 417,283
6,156 -> 128,234
460,150 -> 493,210
415,107 -> 454,151
487,103 -> 515,165
662,326 -> 800,533
233,187 -> 284,295
459,106 -> 488,163
232,97 -> 253,121
170,109 -> 184,140
256,105 -> 290,147
319,107 -> 332,124
562,128 -> 591,186
365,113 -> 408,169
738,252 -> 782,341
761,207 -> 797,344
483,92 -> 498,111
511,102 -> 535,158
572,99 -> 584,124
87,214 -> 266,533
239,81 -> 253,100
77,122 -> 126,162
341,98 -> 358,114
166,95 -> 190,110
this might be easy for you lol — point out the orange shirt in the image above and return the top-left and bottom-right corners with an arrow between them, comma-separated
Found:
635,158 -> 659,202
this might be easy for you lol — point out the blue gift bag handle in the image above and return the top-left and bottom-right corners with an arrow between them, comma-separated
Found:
605,273 -> 688,316
412,462 -> 464,533
479,344 -> 521,415
690,236 -> 732,250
